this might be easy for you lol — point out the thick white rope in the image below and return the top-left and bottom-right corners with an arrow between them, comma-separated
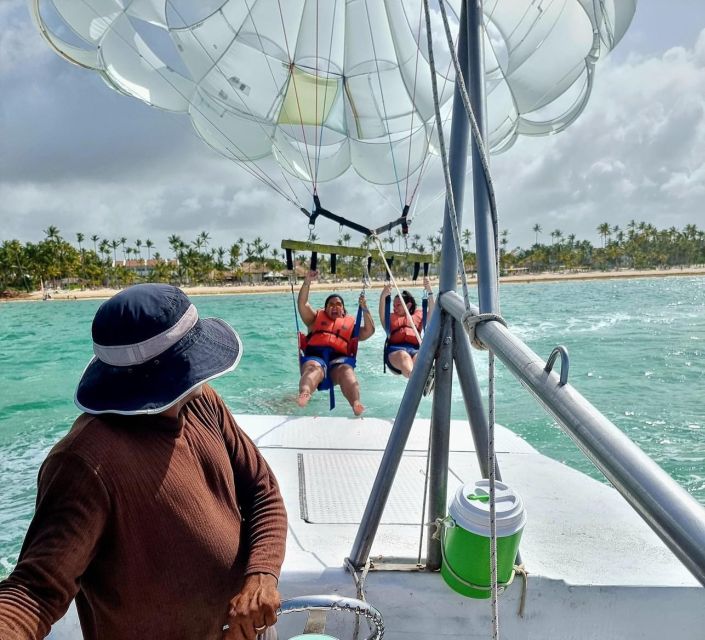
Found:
421,0 -> 472,313
430,1 -> 505,637
371,234 -> 424,345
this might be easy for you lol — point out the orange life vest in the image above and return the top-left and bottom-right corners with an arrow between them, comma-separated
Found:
306,310 -> 356,356
388,309 -> 423,347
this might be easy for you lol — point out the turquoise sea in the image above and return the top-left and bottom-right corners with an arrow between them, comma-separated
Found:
1,276 -> 704,577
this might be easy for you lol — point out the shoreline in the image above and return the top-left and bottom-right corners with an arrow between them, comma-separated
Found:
4,266 -> 705,302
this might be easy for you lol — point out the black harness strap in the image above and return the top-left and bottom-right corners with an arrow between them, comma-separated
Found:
304,196 -> 411,239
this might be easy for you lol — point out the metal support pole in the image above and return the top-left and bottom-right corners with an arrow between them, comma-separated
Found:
467,0 -> 497,313
439,1 -> 470,292
440,290 -> 705,585
426,313 -> 454,569
452,319 -> 499,480
348,308 -> 442,568
424,0 -> 473,570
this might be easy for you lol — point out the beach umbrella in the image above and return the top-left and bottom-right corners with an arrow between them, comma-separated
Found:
30,0 -> 636,214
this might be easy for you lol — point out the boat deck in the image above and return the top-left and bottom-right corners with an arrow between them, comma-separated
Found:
247,415 -> 704,639
49,414 -> 704,639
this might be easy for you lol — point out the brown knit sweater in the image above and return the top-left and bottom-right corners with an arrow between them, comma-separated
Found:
0,385 -> 287,639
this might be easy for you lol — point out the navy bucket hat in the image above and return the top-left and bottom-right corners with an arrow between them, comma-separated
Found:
75,284 -> 242,415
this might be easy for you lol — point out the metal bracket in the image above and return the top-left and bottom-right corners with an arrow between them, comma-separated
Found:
544,346 -> 570,386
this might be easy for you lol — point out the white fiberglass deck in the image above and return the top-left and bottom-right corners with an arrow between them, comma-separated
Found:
49,415 -> 704,640
247,415 -> 704,640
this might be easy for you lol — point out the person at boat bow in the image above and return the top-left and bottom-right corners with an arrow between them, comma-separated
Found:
296,270 -> 375,416
0,284 -> 287,640
379,277 -> 435,378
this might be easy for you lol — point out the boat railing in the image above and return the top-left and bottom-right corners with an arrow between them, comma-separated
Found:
439,290 -> 705,587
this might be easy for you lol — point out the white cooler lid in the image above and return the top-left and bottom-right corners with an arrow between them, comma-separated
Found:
448,479 -> 527,537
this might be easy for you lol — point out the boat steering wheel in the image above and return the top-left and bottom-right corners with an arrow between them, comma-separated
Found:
274,595 -> 384,640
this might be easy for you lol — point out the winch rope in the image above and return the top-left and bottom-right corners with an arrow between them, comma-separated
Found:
436,0 -> 501,285
370,234 -> 423,346
425,1 -> 509,637
344,557 -> 371,640
417,420 -> 435,565
421,0 -> 472,316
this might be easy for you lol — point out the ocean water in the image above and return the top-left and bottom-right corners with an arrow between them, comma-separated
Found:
1,276 -> 704,577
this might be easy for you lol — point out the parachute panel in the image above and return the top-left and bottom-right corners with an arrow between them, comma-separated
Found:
350,124 -> 431,185
278,68 -> 341,128
273,130 -> 351,183
190,90 -> 274,161
294,0 -> 346,76
125,0 -> 168,29
50,0 -> 121,44
199,40 -> 288,121
99,15 -> 193,111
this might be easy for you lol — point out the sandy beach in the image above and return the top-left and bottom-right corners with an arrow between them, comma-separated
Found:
4,266 -> 704,302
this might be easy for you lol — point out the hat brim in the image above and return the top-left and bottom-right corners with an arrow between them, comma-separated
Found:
75,318 -> 242,415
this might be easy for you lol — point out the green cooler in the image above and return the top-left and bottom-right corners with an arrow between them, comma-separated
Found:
441,479 -> 526,599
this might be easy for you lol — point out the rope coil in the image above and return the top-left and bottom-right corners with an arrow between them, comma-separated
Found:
462,312 -> 507,351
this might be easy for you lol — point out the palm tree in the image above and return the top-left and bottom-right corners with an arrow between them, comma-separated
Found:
90,234 -> 100,255
462,228 -> 473,250
76,232 -> 84,254
44,225 -> 60,243
110,240 -> 120,266
532,224 -> 542,245
135,239 -> 143,262
120,237 -> 127,262
145,239 -> 154,262
168,235 -> 182,259
597,223 -> 611,247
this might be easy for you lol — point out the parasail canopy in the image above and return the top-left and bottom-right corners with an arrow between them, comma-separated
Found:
31,0 -> 636,205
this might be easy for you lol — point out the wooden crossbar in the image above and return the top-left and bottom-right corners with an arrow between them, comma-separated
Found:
281,240 -> 434,263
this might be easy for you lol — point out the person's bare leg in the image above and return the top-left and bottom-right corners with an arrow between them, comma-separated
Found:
298,361 -> 325,407
389,350 -> 415,378
331,365 -> 364,415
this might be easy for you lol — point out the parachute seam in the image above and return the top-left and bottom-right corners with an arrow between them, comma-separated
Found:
164,0 -> 312,202
361,0 -> 403,209
69,0 -> 304,208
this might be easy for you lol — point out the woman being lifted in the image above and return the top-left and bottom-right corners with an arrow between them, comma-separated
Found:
296,270 -> 375,416
379,277 -> 434,378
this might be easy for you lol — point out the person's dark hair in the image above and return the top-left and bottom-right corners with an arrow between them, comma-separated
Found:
324,294 -> 346,314
401,290 -> 416,314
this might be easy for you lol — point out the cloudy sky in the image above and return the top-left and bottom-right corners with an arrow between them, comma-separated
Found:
1,1 -> 704,256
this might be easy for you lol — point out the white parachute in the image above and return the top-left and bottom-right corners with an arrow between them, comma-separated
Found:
31,0 -> 636,200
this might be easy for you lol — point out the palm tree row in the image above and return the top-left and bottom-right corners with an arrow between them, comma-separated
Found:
512,221 -> 705,273
1,221 -> 703,293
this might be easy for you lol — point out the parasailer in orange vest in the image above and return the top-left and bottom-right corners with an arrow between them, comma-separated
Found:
296,271 -> 375,416
379,278 -> 435,378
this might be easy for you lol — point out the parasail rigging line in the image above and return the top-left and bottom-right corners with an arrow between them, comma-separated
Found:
370,234 -> 423,347
361,0 -> 404,209
165,0 -> 315,204
169,0 -> 416,235
70,0 -> 309,210
166,0 -> 316,202
274,0 -> 317,190
404,1 -> 463,214
422,0 -> 472,312
312,0 -> 341,190
403,0 -> 426,206
69,0 -> 453,237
